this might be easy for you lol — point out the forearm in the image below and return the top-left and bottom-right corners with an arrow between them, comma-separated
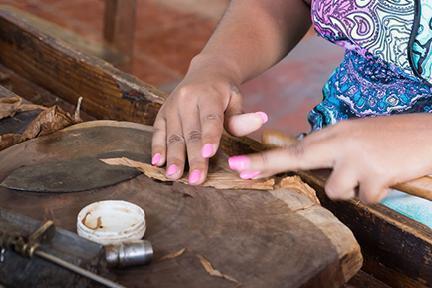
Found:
188,0 -> 311,84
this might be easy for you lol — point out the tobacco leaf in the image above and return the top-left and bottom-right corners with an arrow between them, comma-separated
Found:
158,248 -> 186,261
21,105 -> 79,140
0,96 -> 46,120
0,99 -> 82,151
0,96 -> 22,120
278,176 -> 320,205
197,254 -> 240,285
18,103 -> 47,113
100,157 -> 275,191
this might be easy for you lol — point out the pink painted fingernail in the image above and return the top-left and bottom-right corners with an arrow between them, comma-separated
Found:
166,164 -> 178,176
151,153 -> 161,165
201,144 -> 215,158
188,169 -> 201,184
256,112 -> 269,124
240,171 -> 261,179
228,156 -> 250,171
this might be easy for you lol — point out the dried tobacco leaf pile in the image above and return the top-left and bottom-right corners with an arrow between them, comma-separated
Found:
0,96 -> 82,150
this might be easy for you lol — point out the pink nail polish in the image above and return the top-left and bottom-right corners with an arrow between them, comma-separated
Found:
228,156 -> 250,171
201,144 -> 215,158
240,171 -> 261,179
151,153 -> 161,165
256,112 -> 269,124
189,169 -> 201,184
166,164 -> 178,176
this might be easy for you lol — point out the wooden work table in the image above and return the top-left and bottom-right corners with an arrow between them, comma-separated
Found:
0,6 -> 429,288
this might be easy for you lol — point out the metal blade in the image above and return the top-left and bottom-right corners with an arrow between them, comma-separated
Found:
1,151 -> 147,193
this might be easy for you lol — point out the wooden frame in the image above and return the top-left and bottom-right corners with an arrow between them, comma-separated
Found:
297,171 -> 432,287
0,6 -> 430,287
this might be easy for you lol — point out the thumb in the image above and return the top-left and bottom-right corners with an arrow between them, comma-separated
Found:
227,112 -> 268,137
224,85 -> 268,137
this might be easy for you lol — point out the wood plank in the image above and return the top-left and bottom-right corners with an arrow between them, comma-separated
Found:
103,0 -> 137,71
0,6 -> 129,70
0,6 -> 164,126
395,175 -> 432,201
0,121 -> 362,287
346,270 -> 391,288
0,64 -> 94,121
297,170 -> 432,288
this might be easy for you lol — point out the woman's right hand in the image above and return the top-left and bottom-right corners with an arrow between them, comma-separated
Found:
151,57 -> 268,185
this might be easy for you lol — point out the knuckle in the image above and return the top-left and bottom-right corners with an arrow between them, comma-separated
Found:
325,182 -> 338,199
359,182 -> 382,204
286,142 -> 305,159
186,130 -> 202,143
188,157 -> 205,167
152,126 -> 164,135
202,113 -> 223,124
325,189 -> 337,200
258,152 -> 271,169
175,85 -> 198,102
360,193 -> 374,204
167,134 -> 185,145
176,86 -> 191,97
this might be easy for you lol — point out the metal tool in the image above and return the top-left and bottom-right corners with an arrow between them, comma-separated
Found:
0,220 -> 125,288
105,240 -> 153,268
0,151 -> 147,193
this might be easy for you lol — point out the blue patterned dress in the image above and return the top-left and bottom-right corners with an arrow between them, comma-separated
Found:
309,0 -> 432,227
309,0 -> 432,129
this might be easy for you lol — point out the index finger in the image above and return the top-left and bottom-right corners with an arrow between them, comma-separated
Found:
228,140 -> 336,174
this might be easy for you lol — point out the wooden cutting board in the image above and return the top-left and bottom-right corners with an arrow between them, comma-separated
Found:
0,120 -> 362,288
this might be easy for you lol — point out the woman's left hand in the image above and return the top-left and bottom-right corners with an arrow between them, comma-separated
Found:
228,114 -> 432,203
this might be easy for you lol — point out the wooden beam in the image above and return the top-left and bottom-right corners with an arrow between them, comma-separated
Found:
297,170 -> 432,288
104,0 -> 137,71
0,6 -> 164,126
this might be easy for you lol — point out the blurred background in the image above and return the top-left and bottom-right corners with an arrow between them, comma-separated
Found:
0,0 -> 344,137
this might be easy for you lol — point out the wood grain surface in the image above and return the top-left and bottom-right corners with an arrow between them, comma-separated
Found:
0,121 -> 362,287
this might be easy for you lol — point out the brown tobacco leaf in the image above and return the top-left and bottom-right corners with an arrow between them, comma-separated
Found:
278,176 -> 320,205
0,96 -> 22,120
100,157 -> 275,191
158,248 -> 186,261
0,96 -> 46,120
21,105 -> 79,140
0,99 -> 82,151
197,255 -> 240,285
18,103 -> 47,113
